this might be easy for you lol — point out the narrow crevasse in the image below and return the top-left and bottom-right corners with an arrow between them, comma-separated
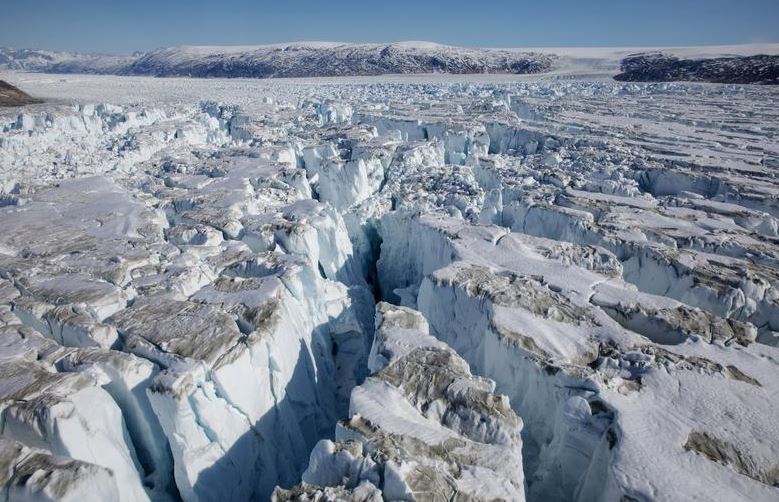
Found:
371,213 -> 617,500
275,301 -> 527,501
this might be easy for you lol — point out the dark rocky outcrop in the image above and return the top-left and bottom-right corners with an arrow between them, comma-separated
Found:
614,52 -> 779,85
0,80 -> 41,106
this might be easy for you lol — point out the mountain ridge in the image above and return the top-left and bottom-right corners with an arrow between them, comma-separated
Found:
2,42 -> 779,83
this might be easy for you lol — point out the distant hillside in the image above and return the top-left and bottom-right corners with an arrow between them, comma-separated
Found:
614,53 -> 779,85
118,42 -> 555,78
0,47 -> 135,73
0,80 -> 41,106
3,43 -> 779,83
1,43 -> 554,78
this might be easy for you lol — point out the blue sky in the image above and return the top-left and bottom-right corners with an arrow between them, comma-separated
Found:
2,0 -> 777,54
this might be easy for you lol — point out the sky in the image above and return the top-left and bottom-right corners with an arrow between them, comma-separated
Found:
1,0 -> 778,54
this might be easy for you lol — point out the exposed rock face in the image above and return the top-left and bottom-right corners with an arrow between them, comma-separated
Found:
0,81 -> 40,106
614,52 -> 779,84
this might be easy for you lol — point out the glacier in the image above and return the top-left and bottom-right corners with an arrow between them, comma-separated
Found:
0,67 -> 778,502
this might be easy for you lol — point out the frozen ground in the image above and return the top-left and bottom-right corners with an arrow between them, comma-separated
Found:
0,70 -> 778,501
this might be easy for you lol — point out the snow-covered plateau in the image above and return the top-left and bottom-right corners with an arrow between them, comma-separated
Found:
0,70 -> 778,501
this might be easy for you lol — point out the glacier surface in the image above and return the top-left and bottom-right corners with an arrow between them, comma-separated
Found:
0,70 -> 778,501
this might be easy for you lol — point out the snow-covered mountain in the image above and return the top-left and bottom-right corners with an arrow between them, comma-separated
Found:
4,43 -> 779,83
120,42 -> 555,78
0,47 -> 135,74
124,43 -> 554,78
615,52 -> 779,84
0,47 -> 80,71
1,42 -> 554,78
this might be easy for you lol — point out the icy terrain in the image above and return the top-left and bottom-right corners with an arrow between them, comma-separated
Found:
0,71 -> 778,501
